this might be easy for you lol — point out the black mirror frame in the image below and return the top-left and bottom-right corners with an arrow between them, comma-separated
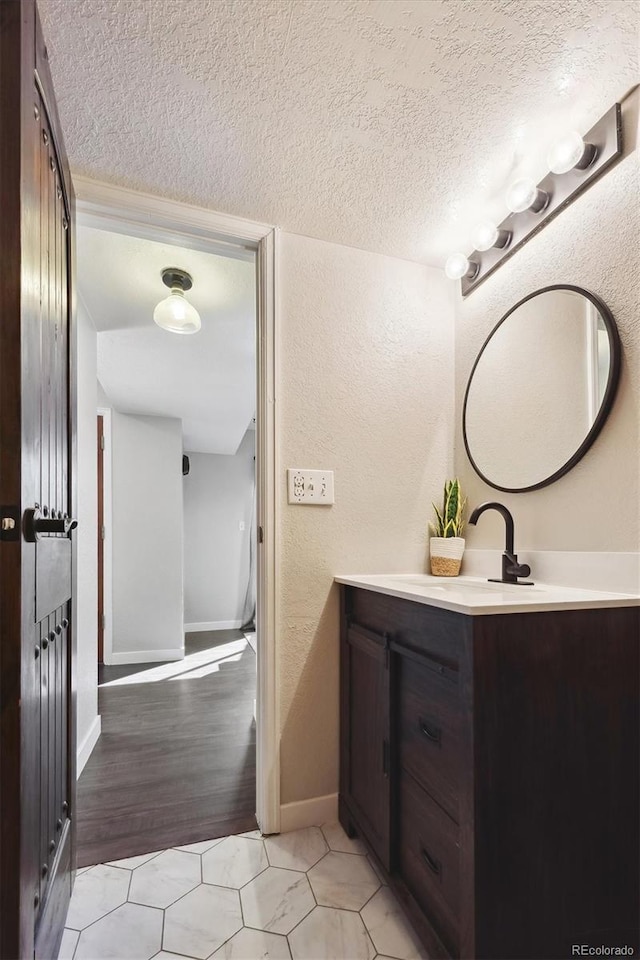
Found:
462,284 -> 622,494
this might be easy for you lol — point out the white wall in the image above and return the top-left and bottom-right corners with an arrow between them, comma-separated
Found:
454,91 -> 640,555
111,412 -> 184,661
278,233 -> 455,805
76,299 -> 100,773
183,432 -> 255,629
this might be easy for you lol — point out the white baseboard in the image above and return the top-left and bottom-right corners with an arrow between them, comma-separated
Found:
109,647 -> 184,665
77,716 -> 101,778
280,793 -> 338,833
184,620 -> 243,632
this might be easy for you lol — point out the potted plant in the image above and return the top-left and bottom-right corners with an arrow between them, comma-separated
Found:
429,478 -> 467,576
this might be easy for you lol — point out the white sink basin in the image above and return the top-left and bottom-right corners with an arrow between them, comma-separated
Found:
334,572 -> 639,615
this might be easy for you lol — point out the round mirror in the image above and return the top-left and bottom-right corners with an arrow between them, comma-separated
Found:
462,285 -> 621,493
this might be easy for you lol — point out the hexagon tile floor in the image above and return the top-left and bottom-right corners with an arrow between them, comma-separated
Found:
58,822 -> 428,960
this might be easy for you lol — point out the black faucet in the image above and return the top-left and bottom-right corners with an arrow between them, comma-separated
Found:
468,502 -> 533,585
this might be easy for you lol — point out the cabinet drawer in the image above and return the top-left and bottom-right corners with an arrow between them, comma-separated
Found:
397,648 -> 462,822
399,771 -> 460,955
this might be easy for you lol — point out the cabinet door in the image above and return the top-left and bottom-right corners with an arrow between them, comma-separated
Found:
341,621 -> 390,868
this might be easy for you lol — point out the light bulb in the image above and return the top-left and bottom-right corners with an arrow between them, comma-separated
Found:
547,131 -> 596,174
472,221 -> 511,252
506,178 -> 548,214
153,287 -> 201,334
444,253 -> 478,281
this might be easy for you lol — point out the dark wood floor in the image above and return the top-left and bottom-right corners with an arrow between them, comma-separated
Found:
77,630 -> 257,867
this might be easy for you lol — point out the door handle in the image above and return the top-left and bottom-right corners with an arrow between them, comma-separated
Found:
24,508 -> 78,542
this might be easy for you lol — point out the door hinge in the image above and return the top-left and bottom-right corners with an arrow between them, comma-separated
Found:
258,525 -> 264,544
101,614 -> 106,630
100,525 -> 106,540
100,435 -> 105,450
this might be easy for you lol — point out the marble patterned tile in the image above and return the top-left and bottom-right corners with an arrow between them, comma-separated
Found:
152,954 -> 193,959
174,837 -> 224,854
307,850 -> 380,909
367,854 -> 388,886
210,927 -> 292,959
128,849 -> 201,908
239,829 -> 263,840
288,905 -> 376,960
241,867 -> 314,935
107,851 -> 162,870
321,821 -> 367,856
163,883 -> 242,959
264,827 -> 328,871
57,927 -> 79,960
202,835 -> 268,889
65,864 -> 131,930
74,902 -> 162,960
361,888 -> 427,960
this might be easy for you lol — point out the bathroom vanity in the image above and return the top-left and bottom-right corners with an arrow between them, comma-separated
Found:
336,575 -> 639,960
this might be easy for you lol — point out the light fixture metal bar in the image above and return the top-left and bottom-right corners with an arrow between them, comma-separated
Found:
461,103 -> 622,297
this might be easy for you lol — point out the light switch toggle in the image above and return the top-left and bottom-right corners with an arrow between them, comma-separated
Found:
287,469 -> 335,505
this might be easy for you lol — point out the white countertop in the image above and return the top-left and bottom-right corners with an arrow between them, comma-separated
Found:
334,573 -> 640,616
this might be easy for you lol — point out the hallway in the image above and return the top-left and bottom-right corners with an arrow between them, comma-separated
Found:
77,631 -> 257,867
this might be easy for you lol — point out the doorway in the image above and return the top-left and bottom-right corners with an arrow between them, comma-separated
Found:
75,179 -> 280,845
77,216 -> 265,865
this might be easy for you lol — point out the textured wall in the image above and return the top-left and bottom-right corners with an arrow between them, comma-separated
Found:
39,0 -> 639,265
76,300 -> 99,755
455,92 -> 639,554
278,233 -> 454,804
183,434 -> 255,626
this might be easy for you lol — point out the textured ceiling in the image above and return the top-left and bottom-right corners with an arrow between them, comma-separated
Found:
41,0 -> 638,265
79,226 -> 256,454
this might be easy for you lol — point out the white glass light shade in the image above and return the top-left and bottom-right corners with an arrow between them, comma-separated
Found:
153,288 -> 201,334
472,220 -> 500,251
506,178 -> 548,214
547,131 -> 594,174
445,253 -> 476,280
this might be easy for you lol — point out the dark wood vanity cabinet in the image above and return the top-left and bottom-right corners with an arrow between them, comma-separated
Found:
339,585 -> 640,960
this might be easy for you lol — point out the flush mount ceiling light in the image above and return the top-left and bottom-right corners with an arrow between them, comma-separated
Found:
547,131 -> 597,174
153,268 -> 201,335
442,102 -> 622,296
506,178 -> 549,214
445,253 -> 479,281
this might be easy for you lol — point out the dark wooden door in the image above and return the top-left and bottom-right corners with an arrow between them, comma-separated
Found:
340,620 -> 391,868
0,3 -> 76,958
97,415 -> 104,663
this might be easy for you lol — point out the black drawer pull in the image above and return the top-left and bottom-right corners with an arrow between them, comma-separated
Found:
421,846 -> 442,877
419,718 -> 442,744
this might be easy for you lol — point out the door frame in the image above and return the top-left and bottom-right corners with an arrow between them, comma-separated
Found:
96,406 -> 113,667
74,177 -> 281,834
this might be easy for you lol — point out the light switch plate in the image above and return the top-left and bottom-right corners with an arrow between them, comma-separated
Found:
287,469 -> 335,504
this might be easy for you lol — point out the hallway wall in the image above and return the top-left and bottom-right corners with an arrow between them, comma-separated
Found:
183,431 -> 255,630
111,412 -> 184,662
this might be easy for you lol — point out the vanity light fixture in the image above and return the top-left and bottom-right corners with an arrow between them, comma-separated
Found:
443,101 -> 622,296
153,268 -> 201,335
472,220 -> 511,252
445,253 -> 479,281
547,131 -> 597,175
505,178 -> 549,214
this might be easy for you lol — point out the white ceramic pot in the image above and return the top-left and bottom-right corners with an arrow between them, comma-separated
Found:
430,536 -> 465,577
